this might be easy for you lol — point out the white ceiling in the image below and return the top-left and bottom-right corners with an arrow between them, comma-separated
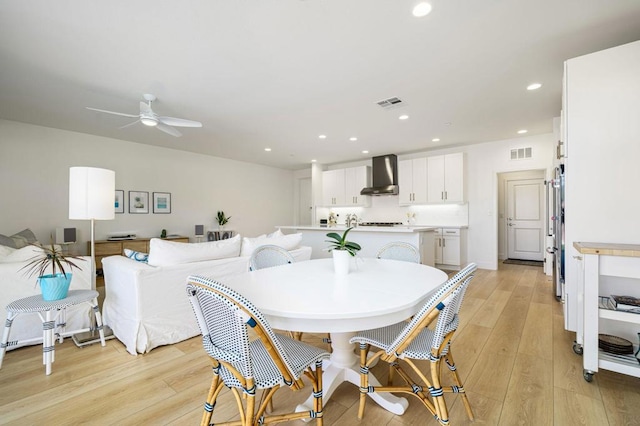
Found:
1,1 -> 639,170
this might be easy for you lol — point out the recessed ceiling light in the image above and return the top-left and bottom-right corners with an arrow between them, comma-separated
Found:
527,83 -> 542,91
362,150 -> 369,154
264,147 -> 272,151
318,135 -> 327,139
412,2 -> 432,17
432,138 -> 440,142
399,114 -> 409,120
517,129 -> 528,134
350,137 -> 358,141
311,159 -> 317,163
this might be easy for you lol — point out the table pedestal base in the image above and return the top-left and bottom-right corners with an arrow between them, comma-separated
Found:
296,332 -> 408,416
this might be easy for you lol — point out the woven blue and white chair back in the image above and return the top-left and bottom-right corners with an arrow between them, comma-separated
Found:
249,244 -> 295,271
386,263 -> 477,357
186,275 -> 298,387
376,242 -> 420,263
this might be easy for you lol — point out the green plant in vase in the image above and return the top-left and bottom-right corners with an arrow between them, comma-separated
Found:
325,227 -> 361,257
21,237 -> 86,301
216,211 -> 231,229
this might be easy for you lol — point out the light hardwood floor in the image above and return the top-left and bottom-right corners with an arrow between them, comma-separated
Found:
1,264 -> 639,425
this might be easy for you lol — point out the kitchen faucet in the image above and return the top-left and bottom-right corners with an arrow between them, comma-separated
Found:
346,213 -> 359,228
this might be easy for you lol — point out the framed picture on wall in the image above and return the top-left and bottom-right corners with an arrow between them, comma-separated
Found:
114,190 -> 125,214
128,191 -> 149,214
153,192 -> 171,214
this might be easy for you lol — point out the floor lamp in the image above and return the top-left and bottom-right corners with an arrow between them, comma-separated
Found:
68,166 -> 115,347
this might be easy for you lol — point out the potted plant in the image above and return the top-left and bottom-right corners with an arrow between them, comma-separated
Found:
21,239 -> 86,301
326,227 -> 361,275
216,211 -> 231,230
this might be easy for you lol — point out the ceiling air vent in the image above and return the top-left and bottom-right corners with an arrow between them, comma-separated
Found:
376,97 -> 403,109
510,147 -> 533,160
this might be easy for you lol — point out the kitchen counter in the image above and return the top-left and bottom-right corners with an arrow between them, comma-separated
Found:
278,225 -> 437,265
278,225 -> 438,233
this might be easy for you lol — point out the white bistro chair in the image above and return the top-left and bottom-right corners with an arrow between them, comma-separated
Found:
249,245 -> 295,271
376,241 -> 420,263
350,263 -> 478,425
186,276 -> 330,426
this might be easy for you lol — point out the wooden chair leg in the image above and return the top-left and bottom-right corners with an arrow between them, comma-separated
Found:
313,360 -> 324,426
445,350 -> 474,421
201,373 -> 221,426
357,343 -> 369,420
430,359 -> 449,425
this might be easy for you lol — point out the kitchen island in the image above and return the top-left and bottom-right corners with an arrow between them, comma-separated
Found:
278,225 -> 437,266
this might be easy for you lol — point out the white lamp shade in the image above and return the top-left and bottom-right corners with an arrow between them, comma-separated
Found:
69,167 -> 116,220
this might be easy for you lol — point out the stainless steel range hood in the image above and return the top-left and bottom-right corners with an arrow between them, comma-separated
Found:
360,154 -> 399,196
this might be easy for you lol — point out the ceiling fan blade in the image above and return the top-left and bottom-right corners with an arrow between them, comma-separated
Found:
86,106 -> 138,118
118,119 -> 140,130
158,116 -> 202,128
156,123 -> 182,137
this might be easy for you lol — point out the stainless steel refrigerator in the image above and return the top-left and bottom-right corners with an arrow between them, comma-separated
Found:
546,165 -> 565,300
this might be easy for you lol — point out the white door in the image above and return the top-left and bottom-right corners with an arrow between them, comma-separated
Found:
507,178 -> 544,261
298,177 -> 312,225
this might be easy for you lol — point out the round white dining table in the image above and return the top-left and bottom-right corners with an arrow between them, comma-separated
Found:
219,257 -> 448,415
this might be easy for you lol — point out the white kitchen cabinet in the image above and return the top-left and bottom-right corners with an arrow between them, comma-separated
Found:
434,228 -> 467,270
573,242 -> 640,382
322,166 -> 370,207
427,153 -> 465,203
322,169 -> 345,206
345,166 -> 371,207
398,158 -> 427,205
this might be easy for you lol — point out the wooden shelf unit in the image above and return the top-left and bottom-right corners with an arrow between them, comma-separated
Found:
91,236 -> 189,274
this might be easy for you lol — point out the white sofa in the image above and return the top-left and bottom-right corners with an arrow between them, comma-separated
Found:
0,245 -> 92,350
102,234 -> 311,355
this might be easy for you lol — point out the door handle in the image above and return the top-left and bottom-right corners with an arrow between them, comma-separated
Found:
508,223 -> 514,226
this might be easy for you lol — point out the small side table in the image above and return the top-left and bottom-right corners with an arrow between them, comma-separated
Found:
0,290 -> 105,375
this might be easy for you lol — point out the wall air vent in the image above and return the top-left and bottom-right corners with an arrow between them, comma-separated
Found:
376,97 -> 403,109
510,147 -> 533,160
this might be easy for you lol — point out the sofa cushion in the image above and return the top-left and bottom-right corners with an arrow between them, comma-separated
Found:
0,229 -> 39,248
124,249 -> 149,263
0,245 -> 44,263
148,234 -> 241,267
240,232 -> 303,257
0,245 -> 16,258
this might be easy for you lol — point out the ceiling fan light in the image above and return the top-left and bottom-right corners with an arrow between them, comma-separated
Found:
140,117 -> 158,127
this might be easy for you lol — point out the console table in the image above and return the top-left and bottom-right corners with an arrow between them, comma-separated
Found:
92,236 -> 189,274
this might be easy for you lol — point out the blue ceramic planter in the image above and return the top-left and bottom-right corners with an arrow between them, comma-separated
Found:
38,273 -> 72,301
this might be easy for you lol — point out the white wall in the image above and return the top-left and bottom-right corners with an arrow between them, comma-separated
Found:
313,133 -> 556,270
0,120 -> 295,254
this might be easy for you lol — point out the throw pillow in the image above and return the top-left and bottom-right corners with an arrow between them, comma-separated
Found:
148,234 -> 242,267
240,232 -> 302,257
0,234 -> 16,248
0,228 -> 39,248
124,248 -> 149,263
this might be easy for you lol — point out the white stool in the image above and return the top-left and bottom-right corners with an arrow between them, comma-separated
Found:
0,290 -> 105,375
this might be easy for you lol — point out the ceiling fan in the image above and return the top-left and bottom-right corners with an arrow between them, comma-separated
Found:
86,94 -> 202,137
